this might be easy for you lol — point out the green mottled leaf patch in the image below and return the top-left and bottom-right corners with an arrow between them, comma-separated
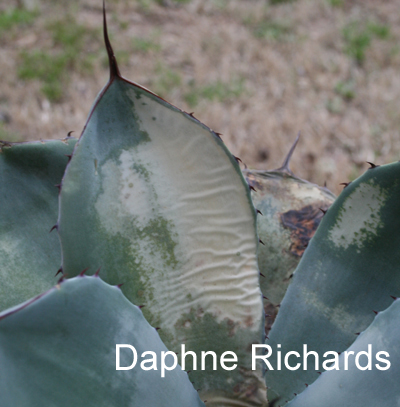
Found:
58,74 -> 265,405
266,162 -> 400,405
0,138 -> 76,312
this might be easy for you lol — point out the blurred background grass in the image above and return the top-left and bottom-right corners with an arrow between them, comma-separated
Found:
1,0 -> 400,194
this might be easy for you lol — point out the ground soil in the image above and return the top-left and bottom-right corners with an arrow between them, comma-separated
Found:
2,0 -> 400,195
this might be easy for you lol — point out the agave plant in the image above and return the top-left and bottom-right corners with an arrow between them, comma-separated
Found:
1,4 -> 400,407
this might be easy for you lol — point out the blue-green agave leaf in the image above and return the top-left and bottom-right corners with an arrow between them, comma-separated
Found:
0,276 -> 205,407
287,298 -> 400,407
266,161 -> 400,404
0,137 -> 76,312
58,14 -> 266,407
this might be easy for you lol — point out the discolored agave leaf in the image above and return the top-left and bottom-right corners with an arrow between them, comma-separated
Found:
287,298 -> 400,407
243,136 -> 335,332
0,137 -> 76,312
266,161 -> 400,405
0,276 -> 205,407
58,11 -> 266,407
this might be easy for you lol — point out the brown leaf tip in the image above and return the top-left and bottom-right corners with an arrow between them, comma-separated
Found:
103,1 -> 121,80
276,131 -> 300,175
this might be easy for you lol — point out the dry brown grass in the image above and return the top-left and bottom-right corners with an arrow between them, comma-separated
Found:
1,0 -> 400,194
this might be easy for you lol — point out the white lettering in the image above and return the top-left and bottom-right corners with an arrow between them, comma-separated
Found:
252,344 -> 273,370
116,345 -> 137,370
220,351 -> 237,371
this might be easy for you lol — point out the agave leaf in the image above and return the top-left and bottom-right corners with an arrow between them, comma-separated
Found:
287,298 -> 400,407
0,276 -> 205,407
0,137 -> 76,312
246,170 -> 334,331
266,161 -> 400,404
245,168 -> 334,306
58,13 -> 266,407
244,136 -> 335,335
